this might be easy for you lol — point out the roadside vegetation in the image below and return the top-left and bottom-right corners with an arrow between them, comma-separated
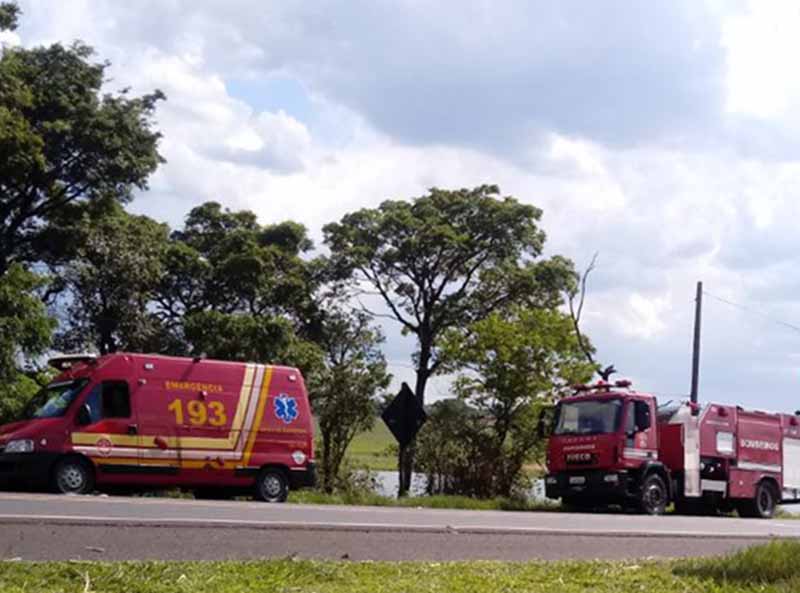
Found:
288,490 -> 558,511
2,541 -> 800,593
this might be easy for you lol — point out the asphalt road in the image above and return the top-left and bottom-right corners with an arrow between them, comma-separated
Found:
0,492 -> 797,561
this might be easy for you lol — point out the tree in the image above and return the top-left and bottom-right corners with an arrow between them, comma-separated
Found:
54,203 -> 170,354
156,202 -> 320,346
0,2 -> 19,31
0,35 -> 164,274
431,307 -> 595,497
566,252 -> 616,380
323,185 -> 576,494
0,264 -> 56,423
150,202 -> 325,377
313,306 -> 391,493
183,311 -> 323,374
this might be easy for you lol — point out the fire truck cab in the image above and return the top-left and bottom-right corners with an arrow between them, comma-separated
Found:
0,353 -> 316,502
544,380 -> 800,518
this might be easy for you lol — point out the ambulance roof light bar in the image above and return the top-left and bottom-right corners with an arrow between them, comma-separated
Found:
48,353 -> 98,371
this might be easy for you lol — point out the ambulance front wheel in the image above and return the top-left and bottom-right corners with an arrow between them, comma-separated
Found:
255,468 -> 288,503
52,456 -> 94,495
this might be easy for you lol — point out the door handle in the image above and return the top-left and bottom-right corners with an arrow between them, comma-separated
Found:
127,424 -> 138,435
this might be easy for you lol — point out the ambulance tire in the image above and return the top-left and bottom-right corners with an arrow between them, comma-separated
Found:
639,473 -> 668,515
52,456 -> 94,495
254,468 -> 288,503
738,481 -> 778,519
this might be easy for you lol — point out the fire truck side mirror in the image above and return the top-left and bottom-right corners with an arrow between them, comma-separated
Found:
634,402 -> 651,432
537,408 -> 552,438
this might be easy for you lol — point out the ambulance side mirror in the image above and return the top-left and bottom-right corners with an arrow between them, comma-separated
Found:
76,404 -> 91,426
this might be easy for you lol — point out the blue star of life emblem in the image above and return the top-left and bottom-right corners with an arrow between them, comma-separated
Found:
274,394 -> 299,424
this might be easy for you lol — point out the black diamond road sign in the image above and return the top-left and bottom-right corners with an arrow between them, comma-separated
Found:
381,382 -> 427,449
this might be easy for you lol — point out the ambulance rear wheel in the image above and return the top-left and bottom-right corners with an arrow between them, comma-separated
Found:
52,457 -> 94,495
255,468 -> 288,503
639,474 -> 667,515
738,481 -> 777,519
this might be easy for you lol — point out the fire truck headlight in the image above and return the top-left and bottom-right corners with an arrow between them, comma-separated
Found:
5,439 -> 34,453
545,476 -> 557,485
603,473 -> 619,483
291,450 -> 307,465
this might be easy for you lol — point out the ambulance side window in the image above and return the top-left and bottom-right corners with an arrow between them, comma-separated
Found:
83,386 -> 104,424
83,381 -> 131,423
102,382 -> 131,418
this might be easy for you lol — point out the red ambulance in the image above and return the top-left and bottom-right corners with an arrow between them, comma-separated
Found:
0,353 -> 316,501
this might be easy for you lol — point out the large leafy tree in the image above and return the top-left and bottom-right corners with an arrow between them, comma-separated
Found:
154,202 -> 323,373
323,185 -> 576,494
0,264 -> 55,423
313,305 -> 391,493
53,203 -> 170,354
437,307 -> 595,496
0,21 -> 164,274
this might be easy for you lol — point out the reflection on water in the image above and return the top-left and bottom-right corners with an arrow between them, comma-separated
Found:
373,471 -> 547,501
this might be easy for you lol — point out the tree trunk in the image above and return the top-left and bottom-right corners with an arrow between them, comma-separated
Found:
398,346 -> 430,497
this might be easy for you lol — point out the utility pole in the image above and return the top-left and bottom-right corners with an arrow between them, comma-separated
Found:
690,281 -> 702,404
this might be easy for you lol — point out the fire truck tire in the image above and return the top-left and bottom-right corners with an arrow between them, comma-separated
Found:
52,456 -> 95,495
738,481 -> 778,519
639,473 -> 668,515
254,467 -> 289,503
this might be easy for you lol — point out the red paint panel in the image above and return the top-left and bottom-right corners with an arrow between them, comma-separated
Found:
658,422 -> 684,471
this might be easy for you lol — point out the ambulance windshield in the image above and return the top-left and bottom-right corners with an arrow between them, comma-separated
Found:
20,379 -> 89,420
553,398 -> 623,436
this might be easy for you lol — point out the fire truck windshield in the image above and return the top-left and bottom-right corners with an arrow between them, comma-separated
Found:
19,379 -> 89,420
553,398 -> 623,436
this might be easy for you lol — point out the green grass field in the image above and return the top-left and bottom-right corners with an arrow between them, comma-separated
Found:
2,540 -> 799,592
345,420 -> 396,471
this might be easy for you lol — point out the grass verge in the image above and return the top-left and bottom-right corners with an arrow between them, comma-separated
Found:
287,490 -> 559,511
3,541 -> 800,593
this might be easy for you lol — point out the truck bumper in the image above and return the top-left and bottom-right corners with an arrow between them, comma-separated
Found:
289,462 -> 316,490
545,470 -> 632,501
0,452 -> 59,490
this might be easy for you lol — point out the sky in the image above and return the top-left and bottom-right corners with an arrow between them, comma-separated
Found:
6,0 -> 800,411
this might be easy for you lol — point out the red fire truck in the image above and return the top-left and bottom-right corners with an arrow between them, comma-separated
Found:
0,353 -> 315,501
543,380 -> 800,518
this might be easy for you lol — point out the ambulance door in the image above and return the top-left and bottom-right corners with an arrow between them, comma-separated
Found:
134,378 -> 181,476
73,380 -> 140,472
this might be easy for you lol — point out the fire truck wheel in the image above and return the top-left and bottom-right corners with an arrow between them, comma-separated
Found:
639,474 -> 668,515
52,457 -> 94,495
738,481 -> 777,519
254,468 -> 288,503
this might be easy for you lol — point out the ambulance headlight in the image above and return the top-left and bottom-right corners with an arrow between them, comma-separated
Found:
5,439 -> 34,453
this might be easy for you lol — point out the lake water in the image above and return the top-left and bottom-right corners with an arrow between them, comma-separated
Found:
373,471 -> 547,501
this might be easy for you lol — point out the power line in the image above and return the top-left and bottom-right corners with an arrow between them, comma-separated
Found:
703,290 -> 800,336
